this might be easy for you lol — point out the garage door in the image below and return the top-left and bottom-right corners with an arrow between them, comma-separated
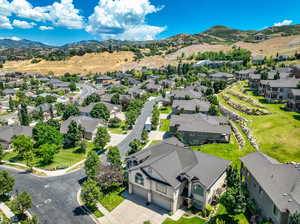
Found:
152,192 -> 172,211
132,185 -> 148,200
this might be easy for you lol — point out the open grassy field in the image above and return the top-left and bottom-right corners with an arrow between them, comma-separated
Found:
3,142 -> 95,170
219,82 -> 300,163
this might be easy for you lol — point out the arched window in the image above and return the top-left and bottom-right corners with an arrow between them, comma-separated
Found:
135,173 -> 144,185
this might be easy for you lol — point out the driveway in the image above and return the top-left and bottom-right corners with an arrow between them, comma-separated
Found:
99,192 -> 169,224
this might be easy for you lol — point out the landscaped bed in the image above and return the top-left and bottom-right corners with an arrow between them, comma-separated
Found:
159,119 -> 170,132
159,106 -> 172,114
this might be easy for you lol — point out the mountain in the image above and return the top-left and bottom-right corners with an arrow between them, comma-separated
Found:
0,38 -> 50,48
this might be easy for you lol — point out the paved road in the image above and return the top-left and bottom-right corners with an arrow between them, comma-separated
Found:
0,97 -> 160,224
77,83 -> 97,100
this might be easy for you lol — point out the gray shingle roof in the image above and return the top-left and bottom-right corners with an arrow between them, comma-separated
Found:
171,89 -> 202,99
210,72 -> 234,79
60,116 -> 105,134
172,99 -> 210,113
170,114 -> 231,134
0,126 -> 32,143
290,89 -> 300,96
268,79 -> 299,88
241,152 -> 300,213
129,141 -> 229,188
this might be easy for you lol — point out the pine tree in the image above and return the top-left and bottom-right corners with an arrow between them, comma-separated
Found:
19,103 -> 30,125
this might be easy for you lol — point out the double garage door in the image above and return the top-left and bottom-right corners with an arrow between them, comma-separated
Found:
132,185 -> 172,211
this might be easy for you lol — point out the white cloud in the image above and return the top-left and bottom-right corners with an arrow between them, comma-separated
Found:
0,15 -> 13,29
0,0 -> 84,29
39,25 -> 54,30
48,0 -> 84,29
274,19 -> 293,27
13,19 -> 36,29
0,36 -> 21,41
86,0 -> 165,40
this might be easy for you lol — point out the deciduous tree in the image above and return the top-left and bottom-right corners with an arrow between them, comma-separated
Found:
94,127 -> 110,150
84,151 -> 100,179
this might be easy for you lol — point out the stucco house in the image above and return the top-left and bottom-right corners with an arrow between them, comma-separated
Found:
127,139 -> 230,213
241,152 -> 300,224
265,79 -> 299,102
169,114 -> 231,145
172,99 -> 210,114
171,89 -> 202,100
0,125 -> 33,150
287,89 -> 300,112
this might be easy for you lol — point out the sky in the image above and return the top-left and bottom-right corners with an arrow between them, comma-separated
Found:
0,0 -> 299,46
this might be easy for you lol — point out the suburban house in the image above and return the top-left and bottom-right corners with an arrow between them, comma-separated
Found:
169,114 -> 231,145
236,69 -> 255,80
127,139 -> 230,213
78,102 -> 120,117
127,87 -> 146,98
248,74 -> 261,91
145,81 -> 162,93
265,79 -> 299,102
0,125 -> 33,150
241,152 -> 300,224
172,99 -> 210,114
60,116 -> 105,140
252,56 -> 265,65
287,89 -> 300,112
95,75 -> 112,84
210,72 -> 235,81
171,89 -> 202,100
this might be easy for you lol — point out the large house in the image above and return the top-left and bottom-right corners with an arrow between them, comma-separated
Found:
241,152 -> 300,224
127,139 -> 230,213
210,72 -> 234,82
60,116 -> 105,140
171,89 -> 202,100
169,114 -> 231,145
265,79 -> 299,102
287,89 -> 300,112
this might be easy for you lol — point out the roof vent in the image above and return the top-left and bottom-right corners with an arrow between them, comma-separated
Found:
282,193 -> 288,196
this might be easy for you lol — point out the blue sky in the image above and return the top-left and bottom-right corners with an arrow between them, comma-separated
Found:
0,0 -> 298,46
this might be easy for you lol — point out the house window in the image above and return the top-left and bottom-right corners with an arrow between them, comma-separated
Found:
259,186 -> 263,195
192,184 -> 204,196
273,204 -> 278,216
135,173 -> 144,186
156,183 -> 167,194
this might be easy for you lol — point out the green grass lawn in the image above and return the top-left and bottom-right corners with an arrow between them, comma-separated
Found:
162,217 -> 206,224
108,121 -> 127,134
92,209 -> 104,218
160,106 -> 172,114
215,204 -> 249,224
191,136 -> 254,167
159,119 -> 170,132
99,188 -> 125,212
3,142 -> 95,170
219,82 -> 300,163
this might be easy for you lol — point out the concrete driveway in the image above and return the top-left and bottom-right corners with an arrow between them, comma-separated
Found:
99,192 -> 184,224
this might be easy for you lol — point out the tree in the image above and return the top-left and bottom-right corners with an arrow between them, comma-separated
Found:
208,104 -> 220,116
108,117 -> 121,128
128,139 -> 142,155
84,151 -> 100,179
38,144 -> 58,165
94,127 -> 110,149
24,150 -> 35,171
69,81 -> 76,91
46,119 -> 60,130
11,191 -> 32,215
19,103 -> 30,125
64,121 -> 84,148
78,141 -> 87,154
107,146 -> 121,167
32,122 -> 63,148
22,216 -> 40,224
95,164 -> 124,192
90,103 -> 110,121
226,165 -> 240,188
11,135 -> 34,158
220,187 -> 246,215
9,96 -> 15,111
151,105 -> 160,130
141,129 -> 149,143
289,212 -> 300,224
0,144 -> 4,163
111,94 -> 120,105
81,179 -> 102,209
0,171 -> 14,197
83,93 -> 101,106
62,104 -> 79,120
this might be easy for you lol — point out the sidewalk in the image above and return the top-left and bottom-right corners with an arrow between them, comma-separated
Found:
0,201 -> 15,220
97,203 -> 119,224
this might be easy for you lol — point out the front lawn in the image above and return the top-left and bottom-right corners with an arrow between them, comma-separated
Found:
159,119 -> 170,132
214,204 -> 249,224
3,142 -> 95,170
108,121 -> 127,134
160,106 -> 172,114
162,217 -> 206,224
99,188 -> 125,212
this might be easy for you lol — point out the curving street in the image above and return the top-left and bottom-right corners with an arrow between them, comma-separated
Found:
0,96 -> 160,224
